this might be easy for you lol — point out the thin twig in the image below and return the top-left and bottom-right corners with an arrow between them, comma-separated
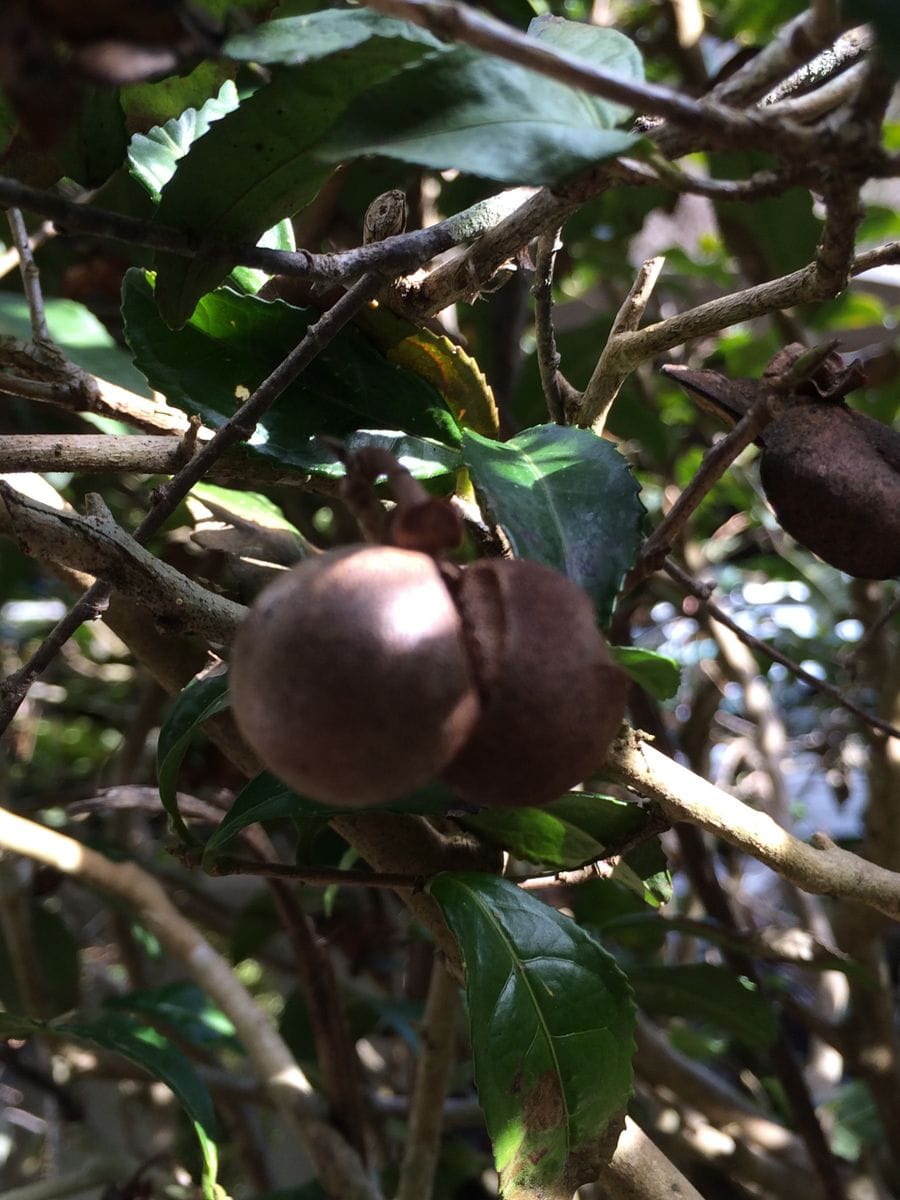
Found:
0,433 -> 327,487
0,219 -> 54,281
532,228 -> 576,424
395,957 -> 459,1200
0,272 -> 382,737
579,256 -> 665,432
6,207 -> 50,344
0,807 -> 384,1200
663,559 -> 900,741
0,174 -> 533,288
622,393 -> 773,591
206,855 -> 426,891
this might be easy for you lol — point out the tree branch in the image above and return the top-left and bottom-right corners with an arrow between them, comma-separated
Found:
603,728 -> 900,920
0,806 -> 383,1200
0,482 -> 245,643
395,957 -> 459,1200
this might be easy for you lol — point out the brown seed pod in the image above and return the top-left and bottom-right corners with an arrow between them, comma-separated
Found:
440,558 -> 628,808
759,403 -> 900,580
229,546 -> 480,807
229,547 -> 627,809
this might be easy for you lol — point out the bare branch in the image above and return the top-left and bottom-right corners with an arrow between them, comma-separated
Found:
532,228 -> 577,424
0,433 -> 329,488
603,728 -> 900,918
395,957 -> 460,1200
0,482 -> 246,641
578,256 -> 665,431
621,392 -> 774,589
7,207 -> 50,344
663,559 -> 900,741
0,807 -> 383,1200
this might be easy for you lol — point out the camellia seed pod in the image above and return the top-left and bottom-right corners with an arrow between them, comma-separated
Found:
662,353 -> 900,580
229,547 -> 627,809
439,558 -> 628,808
229,546 -> 480,807
759,403 -> 900,580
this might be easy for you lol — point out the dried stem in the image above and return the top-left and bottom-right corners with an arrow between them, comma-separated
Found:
663,559 -> 900,740
603,728 -> 900,918
0,433 -> 325,487
395,957 -> 460,1200
622,392 -> 774,590
578,255 -> 665,432
532,228 -> 576,425
6,207 -> 50,343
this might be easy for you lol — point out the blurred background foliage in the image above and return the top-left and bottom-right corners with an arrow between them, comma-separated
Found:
0,0 -> 898,1197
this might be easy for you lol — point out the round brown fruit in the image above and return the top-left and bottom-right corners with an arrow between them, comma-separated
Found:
440,559 -> 627,807
229,547 -> 627,809
229,546 -> 480,807
759,404 -> 900,580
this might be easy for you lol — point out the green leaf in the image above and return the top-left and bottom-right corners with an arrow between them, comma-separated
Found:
319,43 -> 642,185
712,153 -> 820,276
0,295 -> 152,398
0,1012 -> 219,1196
429,873 -> 634,1198
122,271 -> 463,472
225,8 -> 443,63
611,647 -> 680,700
230,218 -> 296,296
527,15 -> 644,128
154,26 -> 440,325
157,670 -> 231,841
128,80 -> 241,202
461,793 -> 651,870
627,964 -> 779,1049
462,425 -> 644,623
203,771 -> 303,861
105,981 -> 240,1051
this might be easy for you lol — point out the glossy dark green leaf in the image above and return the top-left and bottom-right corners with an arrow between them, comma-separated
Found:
627,963 -> 778,1049
611,647 -> 680,700
462,425 -> 644,623
1,1012 -> 219,1194
528,15 -> 643,127
225,8 -> 442,63
612,839 -> 671,908
319,44 -> 642,185
105,981 -> 240,1051
122,271 -> 462,473
153,29 -> 440,325
205,767 -> 463,863
128,80 -> 240,202
429,873 -> 634,1198
462,793 -> 651,870
0,295 -> 152,398
157,669 -> 231,841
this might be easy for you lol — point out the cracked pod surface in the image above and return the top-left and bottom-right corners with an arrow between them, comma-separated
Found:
759,403 -> 900,579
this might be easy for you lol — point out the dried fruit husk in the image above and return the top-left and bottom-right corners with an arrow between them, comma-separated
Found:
759,402 -> 900,579
229,546 -> 479,807
440,559 -> 627,808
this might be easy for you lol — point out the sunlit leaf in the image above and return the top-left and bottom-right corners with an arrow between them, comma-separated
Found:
430,873 -> 634,1198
